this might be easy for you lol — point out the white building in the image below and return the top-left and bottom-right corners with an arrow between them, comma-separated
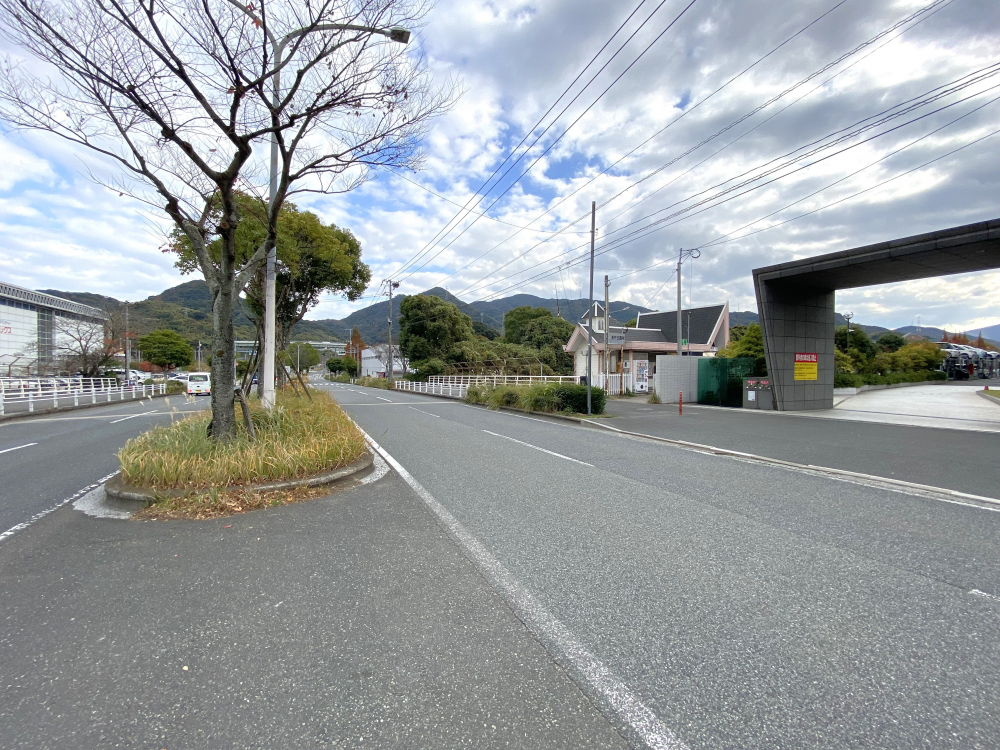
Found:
1,282 -> 106,376
360,347 -> 408,378
564,301 -> 730,380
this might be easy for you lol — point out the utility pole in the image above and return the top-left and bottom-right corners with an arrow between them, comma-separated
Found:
676,252 -> 683,356
386,280 -> 400,383
586,201 -> 596,416
687,312 -> 691,356
124,301 -> 130,382
604,275 -> 610,377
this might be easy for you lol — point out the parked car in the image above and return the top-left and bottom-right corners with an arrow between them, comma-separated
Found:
186,372 -> 211,396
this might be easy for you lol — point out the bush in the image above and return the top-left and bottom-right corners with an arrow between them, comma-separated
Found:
355,376 -> 391,390
551,383 -> 605,414
326,372 -> 350,383
835,373 -> 865,388
119,389 -> 366,490
836,370 -> 945,388
647,392 -> 662,404
165,380 -> 186,395
464,385 -> 487,404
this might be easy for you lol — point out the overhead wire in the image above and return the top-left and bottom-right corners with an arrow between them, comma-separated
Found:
446,0 -> 960,299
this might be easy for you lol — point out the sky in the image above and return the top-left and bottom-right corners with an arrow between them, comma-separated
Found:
1,0 -> 999,333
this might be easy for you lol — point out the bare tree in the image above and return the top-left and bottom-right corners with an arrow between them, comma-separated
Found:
370,341 -> 399,376
54,313 -> 113,376
0,0 -> 453,439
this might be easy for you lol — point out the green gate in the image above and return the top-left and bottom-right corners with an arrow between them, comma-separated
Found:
697,357 -> 754,407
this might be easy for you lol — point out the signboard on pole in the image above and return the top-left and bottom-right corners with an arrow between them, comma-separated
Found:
794,352 -> 818,380
634,359 -> 649,393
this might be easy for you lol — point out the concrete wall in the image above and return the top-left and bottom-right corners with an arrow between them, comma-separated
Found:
654,356 -> 698,404
755,282 -> 835,411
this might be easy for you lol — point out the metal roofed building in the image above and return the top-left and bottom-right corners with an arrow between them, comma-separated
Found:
1,281 -> 106,375
564,302 -> 730,379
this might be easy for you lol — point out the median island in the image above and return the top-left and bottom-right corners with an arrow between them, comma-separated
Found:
111,389 -> 370,520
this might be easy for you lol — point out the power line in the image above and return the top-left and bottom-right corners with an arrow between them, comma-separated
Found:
386,0 -> 655,280
395,0 -> 700,284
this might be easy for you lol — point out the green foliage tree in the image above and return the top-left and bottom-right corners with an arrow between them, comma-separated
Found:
519,315 -> 576,374
835,326 -> 876,358
399,295 -> 474,372
326,357 -> 346,374
341,355 -> 359,378
716,323 -> 766,375
472,320 -> 501,340
623,318 -> 637,328
284,342 -> 320,373
138,330 -> 194,370
171,194 -> 371,382
503,306 -> 553,344
876,332 -> 906,352
729,324 -> 748,343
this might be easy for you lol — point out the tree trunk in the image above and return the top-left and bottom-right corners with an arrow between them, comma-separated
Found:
209,277 -> 238,441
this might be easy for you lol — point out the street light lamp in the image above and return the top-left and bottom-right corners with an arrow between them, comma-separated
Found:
245,11 -> 411,408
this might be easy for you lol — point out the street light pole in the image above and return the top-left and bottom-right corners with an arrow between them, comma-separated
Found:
257,16 -> 411,409
586,201 -> 596,416
386,280 -> 400,383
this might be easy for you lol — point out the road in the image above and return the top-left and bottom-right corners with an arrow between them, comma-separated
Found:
1,382 -> 998,749
603,395 -> 999,498
318,383 -> 1000,749
0,394 -> 206,536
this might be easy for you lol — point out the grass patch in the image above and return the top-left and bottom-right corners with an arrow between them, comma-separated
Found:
647,392 -> 662,404
119,388 -> 366,490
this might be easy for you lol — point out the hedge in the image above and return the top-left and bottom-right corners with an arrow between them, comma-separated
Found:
834,370 -> 947,388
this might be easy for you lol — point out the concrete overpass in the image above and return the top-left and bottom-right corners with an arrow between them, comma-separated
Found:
753,218 -> 1000,411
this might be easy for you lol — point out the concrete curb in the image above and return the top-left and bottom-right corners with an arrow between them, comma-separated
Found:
833,379 -> 947,396
0,391 -> 178,424
105,452 -> 375,510
976,390 -> 1000,406
580,419 -> 1000,508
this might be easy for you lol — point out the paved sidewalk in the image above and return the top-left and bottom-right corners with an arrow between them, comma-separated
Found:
601,396 -> 999,498
0,470 -> 625,750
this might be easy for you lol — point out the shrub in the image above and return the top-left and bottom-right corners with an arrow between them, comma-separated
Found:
522,382 -> 561,412
464,385 -> 486,404
487,386 -> 523,409
835,373 -> 864,388
553,383 -> 605,414
355,376 -> 391,390
647,392 -> 662,404
165,380 -> 186,395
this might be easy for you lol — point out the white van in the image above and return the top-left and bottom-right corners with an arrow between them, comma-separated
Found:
186,372 -> 211,396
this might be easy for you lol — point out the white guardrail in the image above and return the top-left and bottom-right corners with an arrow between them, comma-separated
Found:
428,375 -> 578,386
393,380 -> 468,398
0,377 -> 166,416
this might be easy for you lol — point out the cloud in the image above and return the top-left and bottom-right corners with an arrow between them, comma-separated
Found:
3,0 -> 999,334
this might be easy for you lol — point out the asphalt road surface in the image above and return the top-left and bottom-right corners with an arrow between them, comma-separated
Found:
1,383 -> 998,749
603,397 -> 999,498
0,395 -> 207,536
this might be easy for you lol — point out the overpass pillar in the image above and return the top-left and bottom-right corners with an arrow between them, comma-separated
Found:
754,279 -> 835,411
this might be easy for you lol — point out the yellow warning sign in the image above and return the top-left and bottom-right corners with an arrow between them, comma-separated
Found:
794,352 -> 818,381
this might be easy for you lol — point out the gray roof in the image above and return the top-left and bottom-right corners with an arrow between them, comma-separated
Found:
0,281 -> 105,319
635,304 -> 726,345
581,325 -> 667,345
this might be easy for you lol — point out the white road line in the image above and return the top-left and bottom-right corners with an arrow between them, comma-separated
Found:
0,442 -> 37,455
409,406 -> 441,418
482,430 -> 594,467
0,470 -> 119,546
970,589 -> 1000,602
585,420 -> 1000,510
358,429 -> 688,750
109,410 -> 158,424
375,396 -> 393,403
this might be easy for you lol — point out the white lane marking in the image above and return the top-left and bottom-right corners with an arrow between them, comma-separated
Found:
0,442 -> 37,455
359,429 -> 688,750
585,420 -> 1000,510
482,430 -> 594,467
0,470 -> 119,546
375,396 -> 393,403
970,589 -> 1000,602
359,452 -> 390,485
73,485 -> 131,520
109,410 -> 159,424
409,406 -> 441,418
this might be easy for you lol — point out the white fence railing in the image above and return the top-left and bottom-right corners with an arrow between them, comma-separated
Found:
427,375 -> 579,386
591,372 -> 638,396
0,377 -> 119,395
0,381 -> 167,416
393,380 -> 468,398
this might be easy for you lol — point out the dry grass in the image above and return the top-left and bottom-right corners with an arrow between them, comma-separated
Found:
119,388 -> 366,490
133,484 -> 340,520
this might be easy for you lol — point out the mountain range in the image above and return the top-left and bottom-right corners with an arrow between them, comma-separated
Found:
39,279 -> 999,349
